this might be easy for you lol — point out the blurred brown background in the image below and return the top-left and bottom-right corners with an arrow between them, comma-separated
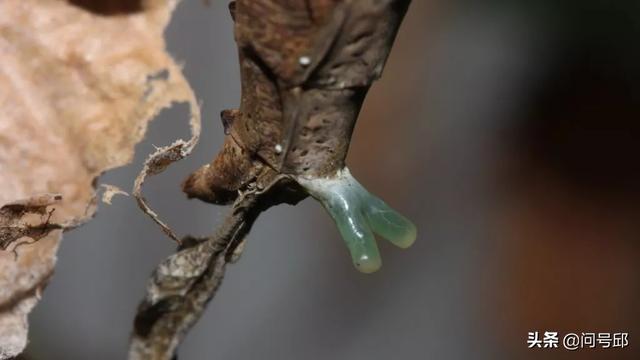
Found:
23,0 -> 640,359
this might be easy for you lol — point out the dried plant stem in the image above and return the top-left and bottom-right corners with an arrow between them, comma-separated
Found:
129,184 -> 269,360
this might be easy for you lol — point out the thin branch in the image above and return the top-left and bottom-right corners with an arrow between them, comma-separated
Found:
129,175 -> 289,360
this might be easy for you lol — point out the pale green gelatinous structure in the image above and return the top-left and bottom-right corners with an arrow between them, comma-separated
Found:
297,168 -> 417,273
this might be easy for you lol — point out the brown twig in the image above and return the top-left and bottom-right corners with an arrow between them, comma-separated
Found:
129,195 -> 256,359
129,175 -> 297,359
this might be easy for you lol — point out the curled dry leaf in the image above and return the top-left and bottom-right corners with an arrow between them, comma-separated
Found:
0,0 -> 199,357
0,194 -> 64,253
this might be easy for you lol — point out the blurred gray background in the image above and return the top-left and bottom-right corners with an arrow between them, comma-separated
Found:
25,1 -> 640,359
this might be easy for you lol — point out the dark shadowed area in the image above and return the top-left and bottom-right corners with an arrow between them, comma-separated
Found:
69,0 -> 143,15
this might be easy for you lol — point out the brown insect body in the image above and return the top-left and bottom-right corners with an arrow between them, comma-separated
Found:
183,0 -> 411,205
131,2 -> 415,355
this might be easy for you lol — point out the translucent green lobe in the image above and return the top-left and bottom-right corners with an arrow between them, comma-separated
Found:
297,167 -> 417,273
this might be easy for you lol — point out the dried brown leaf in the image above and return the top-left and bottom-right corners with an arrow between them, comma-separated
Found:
0,194 -> 63,252
0,0 -> 199,357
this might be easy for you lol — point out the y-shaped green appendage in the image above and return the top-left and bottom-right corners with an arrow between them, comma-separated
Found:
297,168 -> 417,273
